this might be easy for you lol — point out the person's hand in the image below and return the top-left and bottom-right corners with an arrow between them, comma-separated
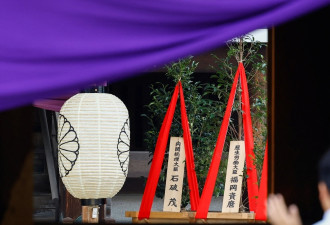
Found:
267,193 -> 303,225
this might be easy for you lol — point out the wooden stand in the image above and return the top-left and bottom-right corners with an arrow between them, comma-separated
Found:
125,211 -> 266,224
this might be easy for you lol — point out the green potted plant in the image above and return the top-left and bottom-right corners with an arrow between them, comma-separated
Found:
142,34 -> 267,211
207,34 -> 267,210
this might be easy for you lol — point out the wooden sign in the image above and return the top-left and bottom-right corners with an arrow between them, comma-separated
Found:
222,141 -> 245,213
163,137 -> 186,212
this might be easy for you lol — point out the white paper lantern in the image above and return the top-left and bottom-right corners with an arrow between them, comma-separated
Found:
57,93 -> 130,199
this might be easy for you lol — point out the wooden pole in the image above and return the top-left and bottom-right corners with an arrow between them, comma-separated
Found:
237,36 -> 244,141
82,205 -> 100,223
81,199 -> 106,223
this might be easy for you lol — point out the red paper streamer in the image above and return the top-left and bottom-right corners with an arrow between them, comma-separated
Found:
138,83 -> 179,219
240,63 -> 259,212
195,67 -> 240,219
196,63 -> 261,218
179,82 -> 200,210
255,141 -> 268,221
138,81 -> 200,219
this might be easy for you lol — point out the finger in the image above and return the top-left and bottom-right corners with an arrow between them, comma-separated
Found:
288,204 -> 303,225
267,195 -> 276,223
272,194 -> 289,220
267,194 -> 284,225
267,194 -> 276,217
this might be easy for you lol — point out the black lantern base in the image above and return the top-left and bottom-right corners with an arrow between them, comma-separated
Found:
81,198 -> 106,206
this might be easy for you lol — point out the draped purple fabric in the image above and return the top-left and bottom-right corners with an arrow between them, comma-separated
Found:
0,0 -> 329,112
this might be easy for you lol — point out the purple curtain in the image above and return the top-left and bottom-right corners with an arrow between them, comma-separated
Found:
0,0 -> 329,112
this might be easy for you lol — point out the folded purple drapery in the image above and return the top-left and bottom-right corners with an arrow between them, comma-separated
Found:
0,0 -> 329,112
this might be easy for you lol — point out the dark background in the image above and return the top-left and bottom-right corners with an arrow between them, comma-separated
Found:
272,5 -> 330,224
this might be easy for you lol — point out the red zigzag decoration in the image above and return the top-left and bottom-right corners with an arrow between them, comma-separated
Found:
138,63 -> 268,221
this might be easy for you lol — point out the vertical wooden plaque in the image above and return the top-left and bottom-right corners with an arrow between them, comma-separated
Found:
163,137 -> 186,212
222,141 -> 245,213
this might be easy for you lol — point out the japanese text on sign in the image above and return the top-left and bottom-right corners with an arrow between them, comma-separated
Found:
222,141 -> 245,213
163,137 -> 186,212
